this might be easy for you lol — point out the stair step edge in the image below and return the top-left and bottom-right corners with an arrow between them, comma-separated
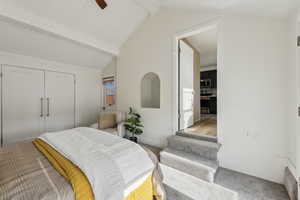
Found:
168,135 -> 221,150
161,148 -> 219,171
160,164 -> 239,200
176,131 -> 218,143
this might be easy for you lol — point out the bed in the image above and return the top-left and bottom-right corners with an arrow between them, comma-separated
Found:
0,127 -> 165,200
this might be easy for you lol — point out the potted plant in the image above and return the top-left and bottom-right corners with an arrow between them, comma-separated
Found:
124,107 -> 143,143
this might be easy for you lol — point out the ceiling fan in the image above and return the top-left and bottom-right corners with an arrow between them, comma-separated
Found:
95,0 -> 107,9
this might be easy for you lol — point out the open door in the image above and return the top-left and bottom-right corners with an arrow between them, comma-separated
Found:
179,40 -> 194,130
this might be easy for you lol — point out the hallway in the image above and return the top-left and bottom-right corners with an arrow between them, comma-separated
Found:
184,117 -> 217,137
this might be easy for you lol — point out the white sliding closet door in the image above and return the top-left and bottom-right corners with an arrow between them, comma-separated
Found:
2,65 -> 44,145
45,71 -> 75,132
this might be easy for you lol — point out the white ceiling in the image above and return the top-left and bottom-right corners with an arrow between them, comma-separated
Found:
161,0 -> 299,19
0,0 -> 160,54
0,0 -> 160,68
186,27 -> 218,67
0,17 -> 114,68
0,0 -> 298,68
187,28 -> 217,57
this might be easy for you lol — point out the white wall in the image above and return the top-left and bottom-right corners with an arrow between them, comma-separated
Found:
0,17 -> 114,69
218,16 -> 288,184
117,10 -> 217,147
0,51 -> 102,127
298,20 -> 300,180
117,8 -> 290,183
287,10 -> 299,180
102,57 -> 117,78
297,19 -> 300,198
297,19 -> 300,200
287,8 -> 300,198
295,8 -> 300,186
200,53 -> 217,67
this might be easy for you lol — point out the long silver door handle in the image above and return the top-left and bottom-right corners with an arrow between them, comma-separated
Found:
47,98 -> 50,117
40,98 -> 44,117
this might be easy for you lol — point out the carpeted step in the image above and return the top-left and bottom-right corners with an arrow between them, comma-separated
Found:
160,164 -> 238,200
160,148 -> 219,183
164,184 -> 194,200
176,130 -> 218,143
167,135 -> 221,161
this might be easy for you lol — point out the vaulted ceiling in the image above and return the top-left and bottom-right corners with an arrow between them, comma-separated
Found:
161,0 -> 299,19
0,0 -> 298,68
0,0 -> 160,68
0,0 -> 160,54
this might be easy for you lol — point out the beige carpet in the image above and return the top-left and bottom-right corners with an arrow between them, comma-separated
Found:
184,118 -> 217,137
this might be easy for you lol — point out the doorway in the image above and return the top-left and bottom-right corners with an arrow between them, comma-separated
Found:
177,23 -> 218,139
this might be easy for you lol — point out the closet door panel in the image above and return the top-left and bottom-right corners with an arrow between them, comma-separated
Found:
2,65 -> 44,145
45,71 -> 75,132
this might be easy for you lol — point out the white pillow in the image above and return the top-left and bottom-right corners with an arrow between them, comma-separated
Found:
90,122 -> 124,138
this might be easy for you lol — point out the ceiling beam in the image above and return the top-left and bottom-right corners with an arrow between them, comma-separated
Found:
0,3 -> 119,55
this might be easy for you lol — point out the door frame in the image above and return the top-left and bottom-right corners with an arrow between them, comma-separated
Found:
172,18 -> 221,133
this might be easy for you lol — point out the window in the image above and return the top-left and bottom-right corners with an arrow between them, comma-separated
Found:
102,76 -> 116,109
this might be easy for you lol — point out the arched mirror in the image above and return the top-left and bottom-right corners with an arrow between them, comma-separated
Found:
141,72 -> 160,109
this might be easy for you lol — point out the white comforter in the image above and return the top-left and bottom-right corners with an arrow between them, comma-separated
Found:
39,127 -> 154,200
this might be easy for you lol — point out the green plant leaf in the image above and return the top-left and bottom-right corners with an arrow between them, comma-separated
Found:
133,113 -> 141,118
125,107 -> 144,136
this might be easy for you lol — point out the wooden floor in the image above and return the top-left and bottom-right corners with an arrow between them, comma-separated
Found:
184,117 -> 217,137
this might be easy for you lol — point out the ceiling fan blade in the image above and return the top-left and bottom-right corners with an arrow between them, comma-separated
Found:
95,0 -> 107,9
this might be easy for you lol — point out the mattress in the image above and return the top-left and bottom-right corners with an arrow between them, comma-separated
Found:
0,141 -> 153,200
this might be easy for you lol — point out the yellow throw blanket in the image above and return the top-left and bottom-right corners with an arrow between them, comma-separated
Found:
33,139 -> 158,200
